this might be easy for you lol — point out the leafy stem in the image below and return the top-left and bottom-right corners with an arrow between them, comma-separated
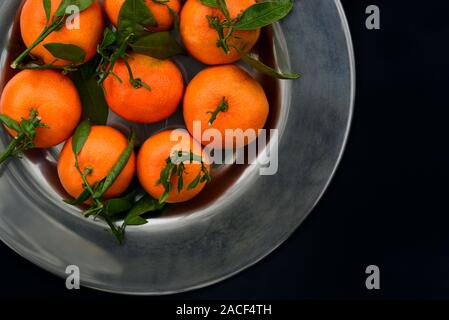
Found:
207,96 -> 229,125
0,137 -> 21,164
203,0 -> 238,54
104,214 -> 126,243
11,17 -> 65,69
200,0 -> 300,79
0,109 -> 48,165
98,32 -> 151,91
156,151 -> 211,204
75,161 -> 95,197
122,57 -> 151,91
15,61 -> 79,73
207,16 -> 235,54
66,121 -> 137,244
98,32 -> 132,85
96,0 -> 184,88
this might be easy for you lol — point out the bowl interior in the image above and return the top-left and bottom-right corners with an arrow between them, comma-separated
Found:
0,2 -> 292,225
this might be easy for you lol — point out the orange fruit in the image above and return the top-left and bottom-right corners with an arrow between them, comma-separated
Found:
0,69 -> 82,148
103,53 -> 184,123
137,129 -> 210,203
104,0 -> 182,31
183,65 -> 269,149
180,0 -> 260,65
20,0 -> 104,66
58,126 -> 136,200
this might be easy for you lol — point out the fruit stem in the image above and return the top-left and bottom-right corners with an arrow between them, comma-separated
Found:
0,134 -> 23,165
0,109 -> 44,165
207,96 -> 229,125
123,57 -> 152,91
11,18 -> 64,69
98,34 -> 132,85
75,160 -> 96,196
16,63 -> 77,73
104,214 -> 124,244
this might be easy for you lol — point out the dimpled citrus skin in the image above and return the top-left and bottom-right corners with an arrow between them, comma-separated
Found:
57,126 -> 136,200
103,53 -> 185,123
183,65 -> 269,149
180,0 -> 260,65
0,69 -> 82,148
20,0 -> 104,66
137,130 -> 209,203
104,0 -> 182,31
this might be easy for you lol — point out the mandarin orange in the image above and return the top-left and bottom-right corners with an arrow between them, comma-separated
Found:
58,126 -> 136,200
0,69 -> 82,148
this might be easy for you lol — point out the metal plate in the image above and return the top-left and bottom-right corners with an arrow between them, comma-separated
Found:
0,0 -> 354,295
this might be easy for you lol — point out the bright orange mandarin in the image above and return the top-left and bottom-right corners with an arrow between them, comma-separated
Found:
103,53 -> 184,123
58,126 -> 136,200
20,0 -> 104,66
0,69 -> 82,148
137,129 -> 209,203
180,0 -> 260,65
104,0 -> 182,31
183,65 -> 269,149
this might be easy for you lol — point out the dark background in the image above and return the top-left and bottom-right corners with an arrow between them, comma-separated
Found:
1,0 -> 448,300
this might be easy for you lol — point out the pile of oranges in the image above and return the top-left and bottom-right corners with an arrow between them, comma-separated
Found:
0,0 -> 295,242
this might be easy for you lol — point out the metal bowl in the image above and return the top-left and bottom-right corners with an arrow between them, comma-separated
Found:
0,0 -> 354,295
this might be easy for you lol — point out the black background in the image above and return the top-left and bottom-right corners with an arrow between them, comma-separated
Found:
1,0 -> 448,300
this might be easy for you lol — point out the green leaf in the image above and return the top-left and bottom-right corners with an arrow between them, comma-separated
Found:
44,43 -> 86,64
216,0 -> 231,20
130,32 -> 185,59
177,174 -> 183,193
72,58 -> 109,125
93,129 -> 136,199
43,0 -> 51,23
187,173 -> 201,190
159,190 -> 169,204
99,28 -> 117,51
233,0 -> 294,30
240,52 -> 300,79
104,188 -> 138,215
0,115 -> 21,133
105,197 -> 133,216
54,0 -> 95,17
64,187 -> 91,205
95,178 -> 106,195
125,216 -> 147,225
199,0 -> 218,8
72,121 -> 91,155
118,0 -> 157,41
124,195 -> 163,225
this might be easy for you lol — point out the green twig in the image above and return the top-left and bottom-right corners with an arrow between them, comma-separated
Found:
0,109 -> 47,165
156,151 -> 211,204
122,57 -> 151,91
207,96 -> 229,125
0,135 -> 22,164
11,18 -> 65,69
